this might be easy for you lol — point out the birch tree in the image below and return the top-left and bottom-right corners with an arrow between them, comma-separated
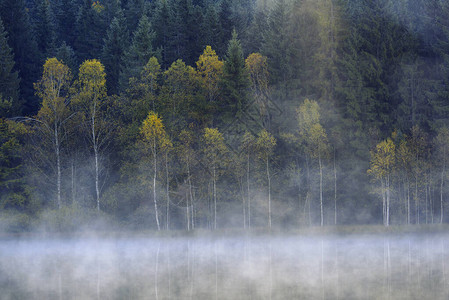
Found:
202,127 -> 227,229
297,99 -> 329,226
434,127 -> 449,224
140,111 -> 168,231
178,129 -> 196,230
196,45 -> 223,103
72,59 -> 107,211
396,138 -> 413,224
255,129 -> 276,229
34,58 -> 72,209
161,135 -> 172,230
368,138 -> 396,227
240,131 -> 255,229
245,53 -> 270,128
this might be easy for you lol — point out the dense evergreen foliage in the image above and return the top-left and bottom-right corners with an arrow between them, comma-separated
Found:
2,0 -> 449,231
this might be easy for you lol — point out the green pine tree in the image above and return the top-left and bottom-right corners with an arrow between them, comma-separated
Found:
102,9 -> 129,95
0,0 -> 40,114
34,0 -> 57,59
74,0 -> 107,62
220,30 -> 250,122
0,18 -> 20,117
121,14 -> 159,90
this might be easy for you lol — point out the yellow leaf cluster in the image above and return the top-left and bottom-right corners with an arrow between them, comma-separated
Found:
196,46 -> 223,101
256,129 -> 276,159
35,58 -> 72,121
203,127 -> 227,163
368,138 -> 396,179
245,53 -> 269,93
92,1 -> 105,13
75,59 -> 107,108
140,111 -> 169,152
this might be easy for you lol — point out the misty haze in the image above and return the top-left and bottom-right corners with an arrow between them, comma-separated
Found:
1,233 -> 448,300
3,0 -> 449,299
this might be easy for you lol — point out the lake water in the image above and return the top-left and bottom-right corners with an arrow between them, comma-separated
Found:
0,233 -> 448,299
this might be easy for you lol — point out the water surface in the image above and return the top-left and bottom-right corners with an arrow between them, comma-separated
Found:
1,233 -> 448,299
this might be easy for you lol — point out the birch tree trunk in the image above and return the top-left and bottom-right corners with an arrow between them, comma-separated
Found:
334,149 -> 337,225
382,179 -> 386,226
306,156 -> 311,226
166,151 -> 170,230
55,125 -> 61,209
154,142 -> 160,231
416,176 -> 419,224
267,157 -> 272,229
386,175 -> 390,227
71,161 -> 76,204
92,112 -> 100,211
241,179 -> 246,229
188,161 -> 194,230
319,154 -> 323,227
407,178 -> 410,225
213,165 -> 217,230
247,152 -> 251,229
441,152 -> 445,224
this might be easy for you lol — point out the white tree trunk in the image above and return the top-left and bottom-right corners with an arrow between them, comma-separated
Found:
407,178 -> 410,225
213,165 -> 217,230
247,153 -> 251,229
165,152 -> 170,230
334,149 -> 337,225
382,179 -> 386,226
55,125 -> 61,209
386,175 -> 390,227
94,147 -> 100,211
154,143 -> 160,231
267,157 -> 272,229
441,154 -> 445,224
188,161 -> 194,230
91,111 -> 100,211
416,176 -> 419,224
319,155 -> 323,227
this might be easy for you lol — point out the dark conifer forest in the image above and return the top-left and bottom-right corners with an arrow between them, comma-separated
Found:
2,0 -> 449,231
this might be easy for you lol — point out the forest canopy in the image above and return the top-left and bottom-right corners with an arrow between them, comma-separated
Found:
1,0 -> 449,231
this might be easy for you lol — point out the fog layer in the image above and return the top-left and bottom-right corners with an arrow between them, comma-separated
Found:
1,234 -> 448,299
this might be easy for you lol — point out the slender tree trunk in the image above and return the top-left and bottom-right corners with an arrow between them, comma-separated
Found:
91,111 -> 100,211
382,179 -> 386,226
334,148 -> 337,225
296,161 -> 302,227
429,178 -> 434,224
425,177 -> 428,224
319,155 -> 323,227
416,176 -> 419,224
247,152 -> 251,229
165,151 -> 170,230
71,160 -> 76,204
186,190 -> 190,231
441,152 -> 445,224
94,146 -> 100,211
442,169 -> 445,224
306,156 -> 311,226
154,143 -> 160,231
187,160 -> 194,230
213,165 -> 217,230
267,157 -> 271,229
241,179 -> 246,229
386,175 -> 390,227
407,177 -> 410,225
192,187 -> 195,230
55,125 -> 61,209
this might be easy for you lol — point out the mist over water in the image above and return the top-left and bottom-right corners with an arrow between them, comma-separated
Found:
1,233 -> 448,300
